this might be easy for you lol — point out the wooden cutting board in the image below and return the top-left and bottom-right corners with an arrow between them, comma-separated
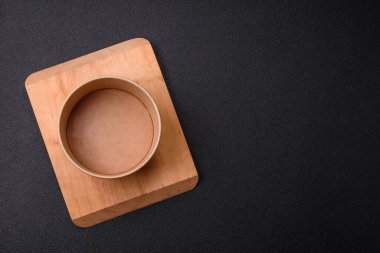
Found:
25,38 -> 198,227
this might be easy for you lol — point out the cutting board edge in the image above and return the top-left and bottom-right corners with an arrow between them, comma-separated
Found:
72,174 -> 199,227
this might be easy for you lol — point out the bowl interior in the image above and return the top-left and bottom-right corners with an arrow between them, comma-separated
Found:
59,77 -> 161,179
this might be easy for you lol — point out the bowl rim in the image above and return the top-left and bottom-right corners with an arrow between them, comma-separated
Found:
58,75 -> 162,179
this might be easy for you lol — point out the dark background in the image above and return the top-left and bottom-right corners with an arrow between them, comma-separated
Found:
0,0 -> 379,252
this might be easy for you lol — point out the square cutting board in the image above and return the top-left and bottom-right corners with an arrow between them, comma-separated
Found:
25,38 -> 198,227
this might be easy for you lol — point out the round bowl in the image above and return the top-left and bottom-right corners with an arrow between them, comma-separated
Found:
58,76 -> 161,179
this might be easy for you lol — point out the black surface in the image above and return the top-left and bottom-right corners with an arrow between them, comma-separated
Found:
0,0 -> 379,252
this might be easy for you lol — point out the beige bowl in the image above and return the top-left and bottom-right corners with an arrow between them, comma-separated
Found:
58,76 -> 161,179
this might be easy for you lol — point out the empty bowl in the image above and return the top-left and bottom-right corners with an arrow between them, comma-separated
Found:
58,76 -> 161,179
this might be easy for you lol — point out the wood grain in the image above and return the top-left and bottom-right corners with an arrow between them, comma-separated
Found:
25,38 -> 198,227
